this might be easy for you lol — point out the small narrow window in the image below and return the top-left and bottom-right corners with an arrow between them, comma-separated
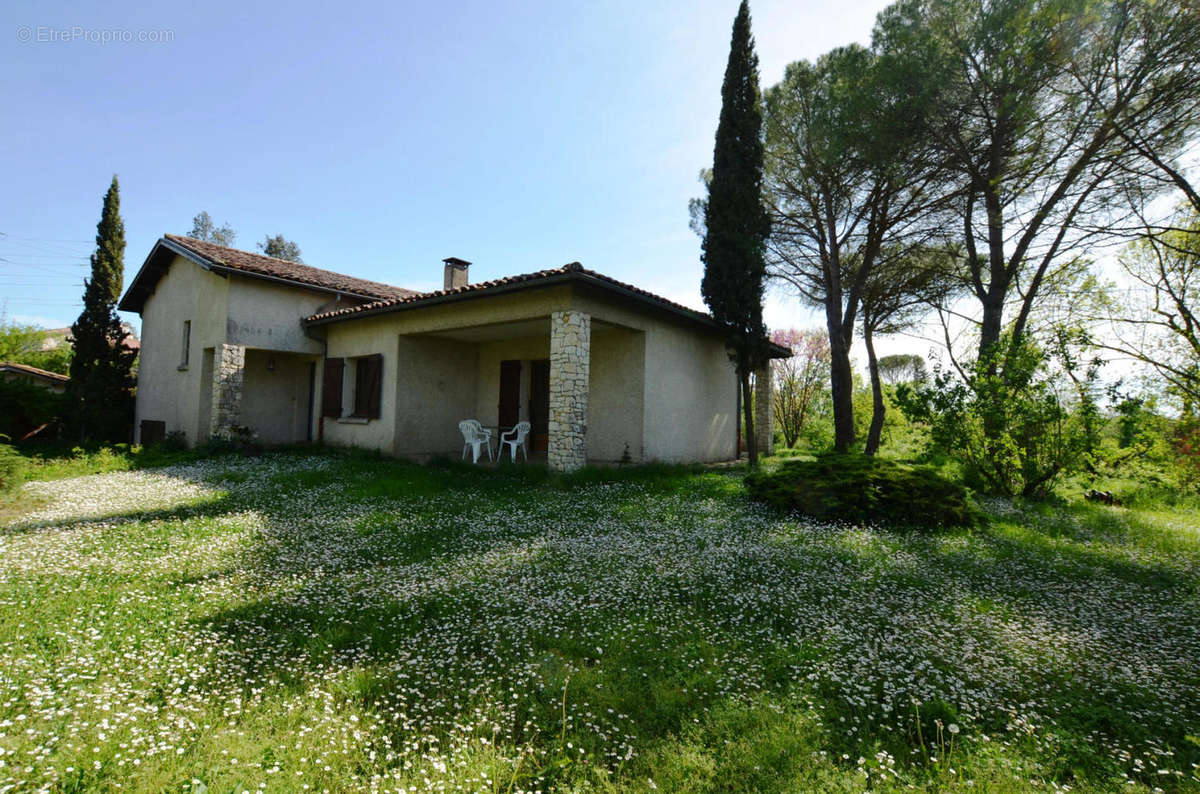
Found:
180,320 -> 191,368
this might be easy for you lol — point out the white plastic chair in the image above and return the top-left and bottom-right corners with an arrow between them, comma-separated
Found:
499,421 -> 531,463
459,419 -> 493,463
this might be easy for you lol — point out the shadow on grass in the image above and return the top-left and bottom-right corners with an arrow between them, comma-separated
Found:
1,492 -> 235,536
14,450 -> 1199,791
182,457 -> 1200,790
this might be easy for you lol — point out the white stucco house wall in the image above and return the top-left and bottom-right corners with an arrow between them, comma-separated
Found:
119,235 -> 777,470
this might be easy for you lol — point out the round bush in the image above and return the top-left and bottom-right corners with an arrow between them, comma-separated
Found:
745,454 -> 977,529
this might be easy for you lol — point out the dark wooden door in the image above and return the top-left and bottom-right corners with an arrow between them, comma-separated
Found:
498,360 -> 522,428
529,359 -> 550,453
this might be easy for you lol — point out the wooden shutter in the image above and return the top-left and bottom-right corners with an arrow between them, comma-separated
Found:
364,354 -> 383,419
322,358 -> 344,418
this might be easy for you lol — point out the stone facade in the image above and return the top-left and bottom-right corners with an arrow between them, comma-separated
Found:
754,362 -> 774,456
548,311 -> 590,471
210,343 -> 246,436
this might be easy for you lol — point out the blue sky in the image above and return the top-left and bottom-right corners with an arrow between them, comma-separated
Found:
3,0 -> 891,338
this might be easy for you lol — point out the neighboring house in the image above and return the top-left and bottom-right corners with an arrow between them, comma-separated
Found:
39,324 -> 140,353
119,235 -> 777,469
0,361 -> 70,393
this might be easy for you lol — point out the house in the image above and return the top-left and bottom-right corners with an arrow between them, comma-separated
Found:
0,361 -> 69,393
38,324 -> 140,353
119,235 -> 777,469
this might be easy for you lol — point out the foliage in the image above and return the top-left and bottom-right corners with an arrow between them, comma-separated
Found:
66,175 -> 136,443
1096,209 -> 1200,408
700,0 -> 771,466
874,0 -> 1200,363
0,442 -> 24,496
258,234 -> 303,262
0,378 -> 66,440
188,211 -> 236,247
898,335 -> 1097,498
878,353 -> 927,385
764,38 -> 946,453
0,321 -> 72,374
769,328 -> 831,448
204,424 -> 262,455
160,430 -> 188,452
1173,412 -> 1200,490
745,453 -> 975,528
860,246 -> 959,454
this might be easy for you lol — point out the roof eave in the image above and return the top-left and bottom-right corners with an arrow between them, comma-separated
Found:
303,269 -> 727,335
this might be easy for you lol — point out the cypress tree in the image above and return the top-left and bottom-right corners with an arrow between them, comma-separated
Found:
67,176 -> 136,442
701,0 -> 771,466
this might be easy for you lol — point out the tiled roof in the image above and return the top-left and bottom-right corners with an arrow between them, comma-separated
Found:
304,262 -> 723,327
162,235 -> 418,301
0,361 -> 70,383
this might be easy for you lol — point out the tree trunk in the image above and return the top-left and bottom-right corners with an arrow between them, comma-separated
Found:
978,281 -> 1008,365
864,323 -> 885,456
826,305 -> 855,453
741,365 -> 758,467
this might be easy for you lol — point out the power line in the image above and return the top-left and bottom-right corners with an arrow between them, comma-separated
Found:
0,232 -> 93,244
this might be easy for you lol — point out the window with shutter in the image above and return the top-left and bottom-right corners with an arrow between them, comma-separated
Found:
353,354 -> 382,419
322,358 -> 344,418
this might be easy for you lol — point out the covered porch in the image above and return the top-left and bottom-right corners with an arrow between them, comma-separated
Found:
202,344 -> 319,445
392,311 -> 646,469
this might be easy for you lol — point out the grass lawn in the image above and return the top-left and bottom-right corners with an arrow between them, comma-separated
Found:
1,452 -> 1199,792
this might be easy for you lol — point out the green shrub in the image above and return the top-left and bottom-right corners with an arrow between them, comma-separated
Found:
896,334 -> 1096,498
745,454 -> 977,529
159,430 -> 188,452
0,378 -> 65,440
0,442 -> 26,496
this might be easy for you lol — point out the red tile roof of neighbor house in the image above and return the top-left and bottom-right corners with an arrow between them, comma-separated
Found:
39,325 -> 140,351
0,361 -> 70,384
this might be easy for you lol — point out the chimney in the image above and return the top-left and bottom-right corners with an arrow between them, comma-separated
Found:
443,257 -> 471,291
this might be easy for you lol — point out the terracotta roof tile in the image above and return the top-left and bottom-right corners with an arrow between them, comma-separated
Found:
304,262 -> 720,326
163,235 -> 418,301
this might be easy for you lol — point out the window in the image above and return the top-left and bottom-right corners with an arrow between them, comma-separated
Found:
353,354 -> 383,419
321,354 -> 382,421
179,320 -> 191,368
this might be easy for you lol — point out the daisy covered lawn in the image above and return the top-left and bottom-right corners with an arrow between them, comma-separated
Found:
1,452 -> 1199,793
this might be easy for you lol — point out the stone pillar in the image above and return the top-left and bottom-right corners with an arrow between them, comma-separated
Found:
210,343 -> 246,437
754,362 -> 774,456
548,311 -> 590,471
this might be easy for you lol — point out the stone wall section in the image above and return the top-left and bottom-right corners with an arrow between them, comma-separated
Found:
548,311 -> 590,471
210,343 -> 246,437
754,362 -> 774,456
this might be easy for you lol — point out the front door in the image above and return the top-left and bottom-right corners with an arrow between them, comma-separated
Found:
498,360 -> 522,429
529,359 -> 550,453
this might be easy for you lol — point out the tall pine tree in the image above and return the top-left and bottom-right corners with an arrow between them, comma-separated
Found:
701,0 -> 771,466
68,176 -> 136,442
